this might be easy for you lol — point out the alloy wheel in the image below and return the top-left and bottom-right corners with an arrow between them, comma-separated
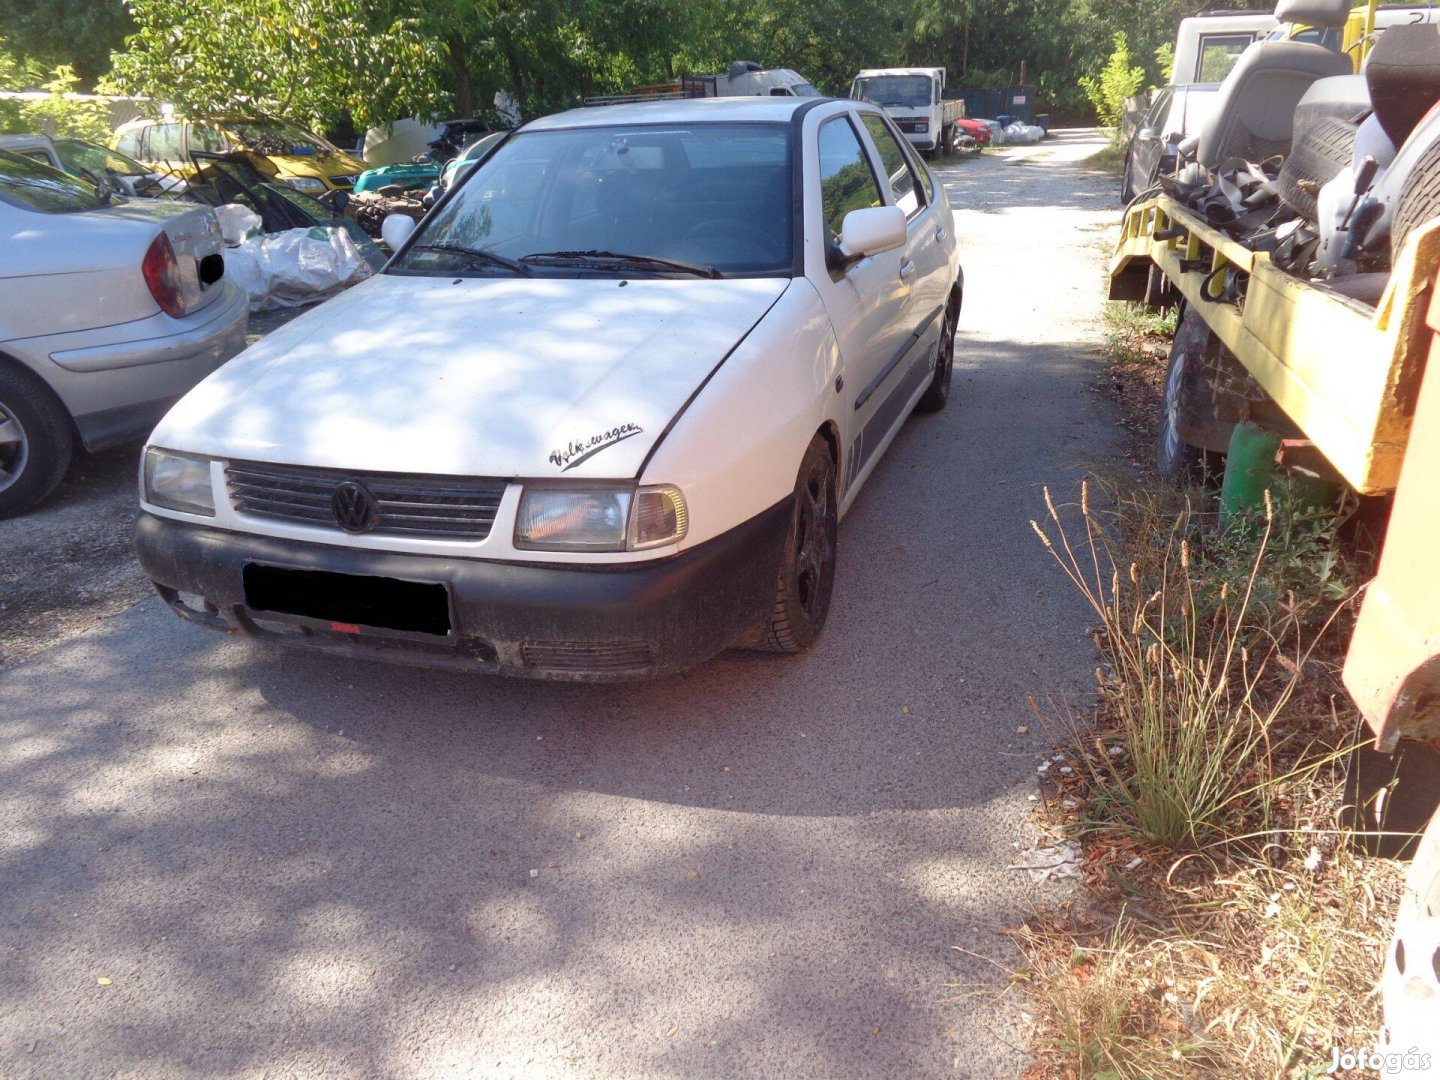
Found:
0,401 -> 28,495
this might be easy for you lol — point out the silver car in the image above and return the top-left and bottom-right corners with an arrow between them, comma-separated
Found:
0,150 -> 247,516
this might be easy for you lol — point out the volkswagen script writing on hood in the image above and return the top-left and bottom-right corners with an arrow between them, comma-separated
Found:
550,423 -> 644,471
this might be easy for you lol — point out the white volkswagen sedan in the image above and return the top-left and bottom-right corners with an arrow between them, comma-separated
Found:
135,97 -> 963,679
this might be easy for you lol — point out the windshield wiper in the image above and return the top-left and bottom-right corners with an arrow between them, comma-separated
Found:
408,242 -> 533,276
521,249 -> 719,278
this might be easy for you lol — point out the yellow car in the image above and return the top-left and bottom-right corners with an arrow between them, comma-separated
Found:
112,115 -> 367,192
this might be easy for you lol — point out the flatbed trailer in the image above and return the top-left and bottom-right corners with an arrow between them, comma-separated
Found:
1109,195 -> 1440,747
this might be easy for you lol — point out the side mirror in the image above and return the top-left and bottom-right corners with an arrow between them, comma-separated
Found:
1137,127 -> 1159,143
835,206 -> 907,264
380,213 -> 417,250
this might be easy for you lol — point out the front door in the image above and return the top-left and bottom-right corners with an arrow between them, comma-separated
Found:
806,113 -> 915,499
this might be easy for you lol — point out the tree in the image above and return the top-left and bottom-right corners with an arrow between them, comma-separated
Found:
0,37 -> 112,140
0,0 -> 132,88
107,0 -> 452,130
1079,32 -> 1145,134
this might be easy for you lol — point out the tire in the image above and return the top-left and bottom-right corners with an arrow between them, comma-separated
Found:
1278,116 -> 1358,221
1393,135 -> 1440,260
915,298 -> 956,413
1157,315 -> 1204,482
0,362 -> 74,518
757,435 -> 838,654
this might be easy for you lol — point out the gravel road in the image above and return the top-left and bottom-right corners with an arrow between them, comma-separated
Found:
0,131 -> 1121,1079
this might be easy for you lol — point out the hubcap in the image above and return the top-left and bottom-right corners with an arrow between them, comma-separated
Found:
794,459 -> 833,620
0,402 -> 27,495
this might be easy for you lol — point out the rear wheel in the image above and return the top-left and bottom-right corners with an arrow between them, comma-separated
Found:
0,364 -> 73,519
757,435 -> 837,654
915,298 -> 956,413
1157,315 -> 1205,482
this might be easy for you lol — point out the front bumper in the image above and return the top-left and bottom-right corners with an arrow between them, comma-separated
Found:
135,500 -> 791,681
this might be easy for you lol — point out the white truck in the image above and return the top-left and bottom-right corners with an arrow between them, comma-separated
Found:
849,67 -> 965,157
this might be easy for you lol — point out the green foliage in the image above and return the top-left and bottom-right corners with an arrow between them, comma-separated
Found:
1079,32 -> 1145,132
1154,42 -> 1175,85
0,38 -> 112,140
0,0 -> 132,87
108,0 -> 451,131
18,67 -> 113,141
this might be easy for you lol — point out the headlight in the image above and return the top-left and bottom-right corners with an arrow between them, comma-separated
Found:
143,448 -> 215,516
283,176 -> 327,192
515,485 -> 688,552
915,121 -> 929,133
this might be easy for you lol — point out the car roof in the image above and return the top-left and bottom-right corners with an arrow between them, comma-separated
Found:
524,96 -> 829,131
0,133 -> 56,150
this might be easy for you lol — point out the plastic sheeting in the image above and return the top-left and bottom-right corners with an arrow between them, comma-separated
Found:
222,226 -> 375,312
214,203 -> 262,246
1002,122 -> 1046,145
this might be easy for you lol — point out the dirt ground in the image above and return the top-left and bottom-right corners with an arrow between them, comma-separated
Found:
0,307 -> 306,668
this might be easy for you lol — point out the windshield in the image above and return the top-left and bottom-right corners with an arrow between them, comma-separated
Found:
393,122 -> 793,277
792,83 -> 822,97
227,119 -> 337,157
852,76 -> 935,108
54,139 -> 147,177
0,149 -> 106,213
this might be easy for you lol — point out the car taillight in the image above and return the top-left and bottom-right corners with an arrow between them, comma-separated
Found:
142,233 -> 186,319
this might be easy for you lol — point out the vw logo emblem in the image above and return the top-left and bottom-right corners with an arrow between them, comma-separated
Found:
331,480 -> 378,533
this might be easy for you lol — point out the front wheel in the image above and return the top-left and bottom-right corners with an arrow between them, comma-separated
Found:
756,435 -> 838,653
915,299 -> 956,413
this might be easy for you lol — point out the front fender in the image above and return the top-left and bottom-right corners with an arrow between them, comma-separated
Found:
640,278 -> 841,550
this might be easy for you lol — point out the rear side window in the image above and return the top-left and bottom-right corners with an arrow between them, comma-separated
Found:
148,123 -> 183,160
0,149 -> 104,213
817,116 -> 883,242
1196,33 -> 1255,81
860,114 -> 925,218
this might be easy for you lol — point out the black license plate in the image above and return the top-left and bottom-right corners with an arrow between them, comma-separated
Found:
243,564 -> 452,637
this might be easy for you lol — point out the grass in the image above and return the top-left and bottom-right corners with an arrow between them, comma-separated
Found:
1086,140 -> 1128,176
1102,302 -> 1178,368
1010,471 -> 1402,1079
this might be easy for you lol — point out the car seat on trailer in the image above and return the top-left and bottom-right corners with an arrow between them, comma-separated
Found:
1196,0 -> 1354,169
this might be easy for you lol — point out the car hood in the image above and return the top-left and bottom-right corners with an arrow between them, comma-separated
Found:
267,151 -> 367,178
152,272 -> 790,479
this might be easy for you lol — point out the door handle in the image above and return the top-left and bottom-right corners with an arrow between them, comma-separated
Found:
899,259 -> 916,282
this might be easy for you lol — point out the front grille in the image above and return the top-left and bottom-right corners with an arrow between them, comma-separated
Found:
521,640 -> 655,675
895,119 -> 928,134
329,174 -> 358,187
226,460 -> 506,541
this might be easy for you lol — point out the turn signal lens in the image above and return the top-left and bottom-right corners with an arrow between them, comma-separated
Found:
628,486 -> 687,550
142,233 -> 186,318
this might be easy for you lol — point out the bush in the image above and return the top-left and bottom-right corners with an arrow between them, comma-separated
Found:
1080,33 -> 1146,139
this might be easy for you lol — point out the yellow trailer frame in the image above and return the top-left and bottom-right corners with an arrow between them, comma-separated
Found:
1109,199 -> 1440,494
